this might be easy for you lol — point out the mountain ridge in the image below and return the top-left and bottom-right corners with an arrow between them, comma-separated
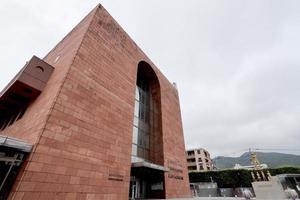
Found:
213,152 -> 300,169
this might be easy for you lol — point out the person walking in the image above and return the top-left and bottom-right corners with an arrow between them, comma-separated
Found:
242,188 -> 253,199
285,187 -> 298,200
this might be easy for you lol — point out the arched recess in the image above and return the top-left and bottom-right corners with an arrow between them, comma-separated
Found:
130,61 -> 166,199
131,61 -> 164,165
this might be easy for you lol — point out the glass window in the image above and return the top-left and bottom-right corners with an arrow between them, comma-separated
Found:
135,86 -> 140,101
137,147 -> 144,158
144,134 -> 149,149
137,121 -> 147,132
132,144 -> 137,156
144,149 -> 149,160
133,116 -> 139,127
145,107 -> 150,122
139,105 -> 145,121
138,130 -> 143,146
131,80 -> 151,161
134,100 -> 140,117
140,92 -> 145,104
132,126 -> 138,144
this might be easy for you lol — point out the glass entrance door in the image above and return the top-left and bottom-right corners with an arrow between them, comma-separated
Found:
0,153 -> 25,199
130,178 -> 140,199
130,178 -> 148,199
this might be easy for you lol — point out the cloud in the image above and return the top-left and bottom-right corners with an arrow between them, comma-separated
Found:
1,0 -> 300,157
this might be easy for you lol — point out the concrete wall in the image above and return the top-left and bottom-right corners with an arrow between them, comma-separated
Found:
252,176 -> 286,199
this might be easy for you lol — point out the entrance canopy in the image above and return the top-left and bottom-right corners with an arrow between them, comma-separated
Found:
132,160 -> 169,172
130,160 -> 167,199
0,135 -> 33,199
0,135 -> 32,153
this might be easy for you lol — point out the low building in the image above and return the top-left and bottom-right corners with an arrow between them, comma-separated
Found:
186,148 -> 213,171
233,163 -> 268,170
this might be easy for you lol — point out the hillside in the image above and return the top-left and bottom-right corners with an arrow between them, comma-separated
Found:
213,152 -> 300,169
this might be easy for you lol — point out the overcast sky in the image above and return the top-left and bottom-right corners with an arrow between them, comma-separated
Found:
1,0 -> 300,157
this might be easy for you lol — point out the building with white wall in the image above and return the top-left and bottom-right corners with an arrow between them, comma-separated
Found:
186,148 -> 213,171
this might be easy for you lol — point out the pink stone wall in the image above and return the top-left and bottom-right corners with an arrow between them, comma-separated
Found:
2,5 -> 191,200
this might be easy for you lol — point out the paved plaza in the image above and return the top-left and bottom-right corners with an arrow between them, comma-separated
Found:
169,198 -> 299,200
170,198 -> 246,200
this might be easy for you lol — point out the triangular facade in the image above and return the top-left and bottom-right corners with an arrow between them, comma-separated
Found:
0,5 -> 190,199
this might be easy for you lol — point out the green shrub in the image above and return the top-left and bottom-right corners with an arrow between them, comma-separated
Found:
189,167 -> 300,188
267,166 -> 300,175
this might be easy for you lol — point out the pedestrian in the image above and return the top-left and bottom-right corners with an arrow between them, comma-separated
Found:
242,188 -> 253,199
285,187 -> 298,200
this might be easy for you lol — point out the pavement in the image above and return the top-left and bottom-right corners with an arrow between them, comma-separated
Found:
170,198 -> 247,200
169,198 -> 300,200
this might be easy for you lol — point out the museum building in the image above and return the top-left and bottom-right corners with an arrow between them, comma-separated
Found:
0,5 -> 190,200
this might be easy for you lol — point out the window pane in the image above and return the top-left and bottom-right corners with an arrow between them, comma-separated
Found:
144,134 -> 149,149
132,126 -> 138,144
132,80 -> 152,161
133,116 -> 139,127
140,92 -> 145,104
135,86 -> 140,101
134,100 -> 140,117
144,149 -> 149,160
145,106 -> 150,123
139,120 -> 149,132
138,129 -> 143,146
132,144 -> 137,156
137,147 -> 144,158
139,105 -> 145,121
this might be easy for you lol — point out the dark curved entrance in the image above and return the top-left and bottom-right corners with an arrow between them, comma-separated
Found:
129,61 -> 166,199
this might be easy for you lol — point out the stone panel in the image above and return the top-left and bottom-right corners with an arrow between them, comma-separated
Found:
3,4 -> 191,199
